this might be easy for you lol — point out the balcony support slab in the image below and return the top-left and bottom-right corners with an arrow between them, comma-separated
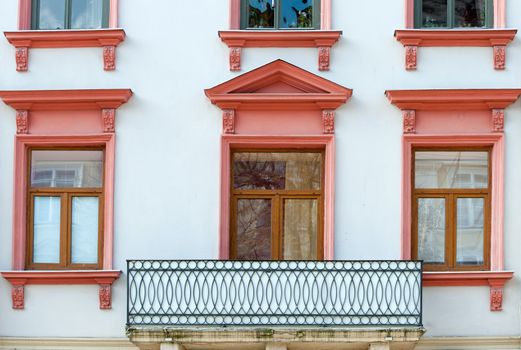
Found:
128,328 -> 425,350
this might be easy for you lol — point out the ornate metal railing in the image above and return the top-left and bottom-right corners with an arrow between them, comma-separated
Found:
127,260 -> 422,327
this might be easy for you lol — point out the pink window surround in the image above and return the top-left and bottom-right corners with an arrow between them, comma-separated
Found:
0,89 -> 132,310
8,0 -> 122,72
399,0 -> 513,70
205,60 -> 352,260
223,0 -> 339,71
386,88 -> 521,312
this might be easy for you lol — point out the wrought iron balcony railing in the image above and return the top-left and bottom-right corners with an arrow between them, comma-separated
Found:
127,260 -> 422,328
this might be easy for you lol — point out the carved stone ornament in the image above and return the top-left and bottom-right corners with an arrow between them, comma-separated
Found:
318,46 -> 331,71
230,47 -> 242,72
494,46 -> 506,70
322,110 -> 335,134
222,109 -> 235,134
103,46 -> 116,71
12,286 -> 24,309
99,284 -> 112,310
403,110 -> 416,134
492,109 -> 504,132
16,110 -> 29,134
405,46 -> 417,71
490,287 -> 504,311
102,108 -> 116,133
15,47 -> 28,72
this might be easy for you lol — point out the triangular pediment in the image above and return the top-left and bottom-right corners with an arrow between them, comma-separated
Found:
205,60 -> 352,110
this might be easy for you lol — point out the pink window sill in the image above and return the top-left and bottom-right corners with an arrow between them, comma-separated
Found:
423,271 -> 514,312
218,30 -> 342,71
394,29 -> 517,70
4,28 -> 125,71
1,270 -> 121,310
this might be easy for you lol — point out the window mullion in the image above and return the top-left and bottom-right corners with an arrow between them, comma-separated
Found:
59,193 -> 69,267
65,0 -> 72,29
445,194 -> 452,269
448,0 -> 455,28
274,0 -> 280,29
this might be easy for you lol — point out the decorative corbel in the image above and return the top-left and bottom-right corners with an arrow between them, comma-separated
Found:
103,46 -> 116,71
102,108 -> 116,133
492,109 -> 504,132
403,110 -> 416,134
99,284 -> 112,310
230,47 -> 242,72
322,110 -> 335,134
489,285 -> 504,311
223,109 -> 235,134
16,110 -> 29,134
15,47 -> 29,72
405,46 -> 418,71
318,46 -> 331,71
493,46 -> 506,70
12,285 -> 24,310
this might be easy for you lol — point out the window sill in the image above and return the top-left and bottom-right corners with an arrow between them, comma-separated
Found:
423,271 -> 514,311
218,30 -> 342,71
1,270 -> 121,310
394,29 -> 517,70
4,28 -> 126,72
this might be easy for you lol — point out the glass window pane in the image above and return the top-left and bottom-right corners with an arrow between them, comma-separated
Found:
233,152 -> 322,190
280,0 -> 314,28
236,199 -> 272,260
455,0 -> 486,27
37,0 -> 66,30
457,198 -> 485,265
31,150 -> 103,188
422,0 -> 448,28
417,198 -> 445,264
283,199 -> 317,259
415,151 -> 488,189
71,0 -> 105,29
33,196 -> 61,264
71,197 -> 99,264
247,0 -> 274,28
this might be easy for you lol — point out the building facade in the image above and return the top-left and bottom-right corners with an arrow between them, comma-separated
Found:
0,1 -> 520,349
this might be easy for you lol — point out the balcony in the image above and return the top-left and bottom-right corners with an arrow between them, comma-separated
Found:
126,260 -> 424,350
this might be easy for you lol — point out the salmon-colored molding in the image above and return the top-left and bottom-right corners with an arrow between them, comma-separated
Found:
0,89 -> 131,310
18,0 -> 119,30
424,271 -> 514,311
0,89 -> 132,133
403,134 -> 507,311
229,0 -> 331,30
4,29 -> 125,72
394,29 -> 517,70
1,270 -> 121,310
404,0 -> 506,28
205,60 -> 352,134
220,135 -> 335,260
219,30 -> 341,72
386,89 -> 521,132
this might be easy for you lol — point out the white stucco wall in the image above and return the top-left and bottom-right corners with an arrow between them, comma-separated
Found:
0,0 -> 520,339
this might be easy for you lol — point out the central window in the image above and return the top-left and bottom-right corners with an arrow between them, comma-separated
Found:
27,149 -> 104,269
414,0 -> 493,28
31,0 -> 109,30
231,150 -> 324,260
412,149 -> 490,271
241,0 -> 321,29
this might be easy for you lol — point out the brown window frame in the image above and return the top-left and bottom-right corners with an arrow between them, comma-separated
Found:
26,147 -> 105,270
411,146 -> 491,271
230,148 -> 325,260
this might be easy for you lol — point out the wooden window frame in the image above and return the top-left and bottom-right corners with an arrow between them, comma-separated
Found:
229,149 -> 325,260
411,147 -> 491,271
31,0 -> 110,30
240,0 -> 321,30
25,146 -> 105,270
413,0 -> 494,29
